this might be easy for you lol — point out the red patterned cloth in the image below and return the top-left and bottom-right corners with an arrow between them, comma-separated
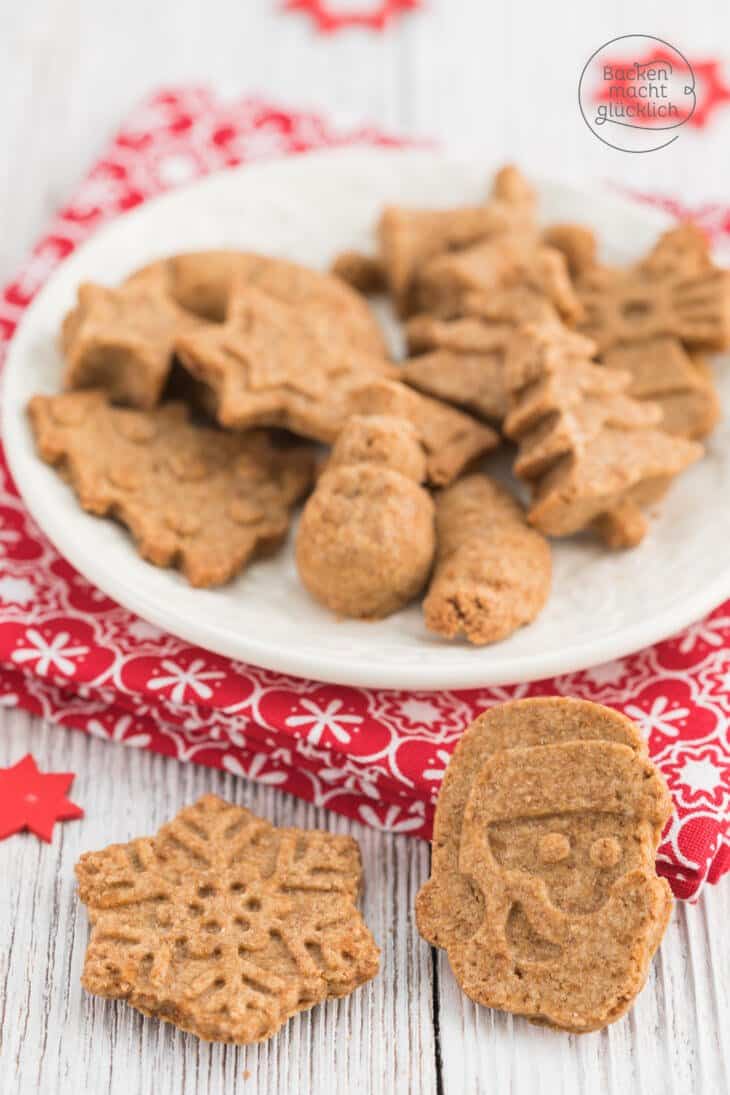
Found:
0,88 -> 728,900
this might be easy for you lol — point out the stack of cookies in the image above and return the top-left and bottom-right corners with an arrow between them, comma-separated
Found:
416,698 -> 674,1033
28,166 -> 729,646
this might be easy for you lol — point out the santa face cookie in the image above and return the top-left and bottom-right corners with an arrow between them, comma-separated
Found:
416,698 -> 673,1033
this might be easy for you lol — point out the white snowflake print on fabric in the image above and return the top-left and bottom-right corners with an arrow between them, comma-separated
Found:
0,523 -> 20,554
625,696 -> 691,739
0,576 -> 34,604
677,616 -> 730,654
155,153 -> 201,186
13,246 -> 65,299
222,753 -> 287,785
146,658 -> 224,704
583,660 -> 627,687
398,698 -> 443,726
358,803 -> 426,833
681,756 -> 723,796
216,126 -> 294,164
86,715 -> 151,749
11,629 -> 88,677
126,618 -> 165,643
318,766 -> 380,800
285,698 -> 363,746
423,749 -> 451,781
71,173 -> 130,215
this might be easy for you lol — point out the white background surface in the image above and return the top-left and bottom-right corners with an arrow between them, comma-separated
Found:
1,2 -> 729,1093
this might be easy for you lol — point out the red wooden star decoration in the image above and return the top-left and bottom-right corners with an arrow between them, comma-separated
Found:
593,48 -> 730,130
684,59 -> 730,128
282,0 -> 421,33
0,754 -> 84,842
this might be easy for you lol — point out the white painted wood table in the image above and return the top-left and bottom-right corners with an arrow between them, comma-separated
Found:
2,712 -> 729,1095
1,2 -> 729,1092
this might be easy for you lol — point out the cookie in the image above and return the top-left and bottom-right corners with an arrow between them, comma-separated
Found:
490,164 -> 539,213
602,336 -> 720,441
423,475 -> 551,644
578,223 -> 730,353
416,236 -> 582,326
377,165 -> 537,314
331,250 -> 386,294
28,391 -> 315,587
349,378 -> 499,486
542,223 -> 597,279
504,323 -> 703,546
128,249 -> 386,355
416,697 -> 673,1033
61,281 -> 204,410
402,315 -> 513,423
175,284 -> 397,442
76,794 -> 379,1044
459,285 -> 564,328
296,415 -> 435,618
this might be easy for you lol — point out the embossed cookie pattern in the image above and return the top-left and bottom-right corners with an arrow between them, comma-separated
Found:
416,698 -> 673,1032
76,795 -> 380,1044
29,391 -> 315,587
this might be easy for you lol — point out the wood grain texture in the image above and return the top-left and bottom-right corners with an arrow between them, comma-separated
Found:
1,712 -> 728,1095
0,710 -> 437,1095
1,2 -> 729,1091
3,0 -> 730,285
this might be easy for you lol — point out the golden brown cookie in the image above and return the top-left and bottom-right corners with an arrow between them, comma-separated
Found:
175,284 -> 397,442
128,249 -> 386,355
423,475 -> 551,644
60,281 -> 203,410
490,164 -> 539,213
542,223 -> 597,279
330,250 -> 386,294
76,794 -> 379,1044
577,223 -> 730,353
28,391 -> 315,587
377,165 -> 537,314
416,235 -> 582,326
402,315 -> 513,423
296,414 -> 435,618
349,378 -> 499,486
504,323 -> 703,546
602,336 -> 720,441
416,698 -> 673,1033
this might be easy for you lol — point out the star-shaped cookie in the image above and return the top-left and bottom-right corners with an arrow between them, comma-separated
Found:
61,280 -> 203,409
127,249 -> 386,354
175,284 -> 397,442
76,795 -> 379,1044
377,164 -> 538,314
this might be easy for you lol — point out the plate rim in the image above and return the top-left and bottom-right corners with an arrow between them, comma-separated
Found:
4,146 -> 729,690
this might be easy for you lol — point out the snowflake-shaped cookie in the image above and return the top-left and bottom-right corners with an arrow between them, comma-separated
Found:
76,795 -> 379,1042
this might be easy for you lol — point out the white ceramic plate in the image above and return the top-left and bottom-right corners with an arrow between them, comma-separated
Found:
4,148 -> 730,689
